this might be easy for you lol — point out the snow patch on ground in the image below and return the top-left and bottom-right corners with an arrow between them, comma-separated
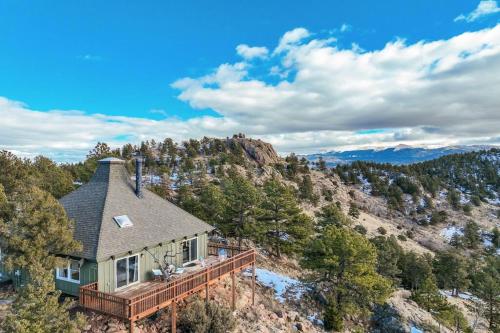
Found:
440,225 -> 463,241
410,325 -> 423,333
439,290 -> 481,302
306,313 -> 324,326
244,268 -> 307,303
486,197 -> 500,205
357,174 -> 372,194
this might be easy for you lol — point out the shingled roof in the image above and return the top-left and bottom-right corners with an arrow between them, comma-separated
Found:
59,158 -> 214,261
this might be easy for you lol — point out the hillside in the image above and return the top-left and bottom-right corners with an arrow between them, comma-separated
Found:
1,138 -> 499,333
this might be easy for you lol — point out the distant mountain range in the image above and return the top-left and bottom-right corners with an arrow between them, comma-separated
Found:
304,145 -> 497,166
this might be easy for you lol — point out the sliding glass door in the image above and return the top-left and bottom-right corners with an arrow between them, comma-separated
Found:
182,238 -> 198,264
116,255 -> 139,289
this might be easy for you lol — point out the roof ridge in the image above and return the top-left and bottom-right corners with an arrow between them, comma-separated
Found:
94,163 -> 113,261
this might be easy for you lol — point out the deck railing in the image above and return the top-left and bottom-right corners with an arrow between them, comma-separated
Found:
80,243 -> 256,321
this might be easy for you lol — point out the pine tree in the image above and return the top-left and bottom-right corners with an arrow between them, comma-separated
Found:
463,220 -> 481,249
0,185 -> 84,332
472,256 -> 499,330
316,203 -> 352,229
32,156 -> 74,199
318,157 -> 327,171
348,202 -> 360,219
86,141 -> 113,160
257,179 -> 313,257
412,276 -> 447,312
198,183 -> 227,228
299,175 -> 314,202
222,169 -> 260,246
302,226 -> 392,329
491,226 -> 500,249
370,235 -> 403,283
2,265 -> 85,333
434,251 -> 470,296
400,252 -> 433,291
449,232 -> 464,249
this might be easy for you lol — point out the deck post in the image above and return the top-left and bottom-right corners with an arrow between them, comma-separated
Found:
171,301 -> 177,333
205,268 -> 210,303
231,272 -> 236,311
252,262 -> 255,306
128,320 -> 134,333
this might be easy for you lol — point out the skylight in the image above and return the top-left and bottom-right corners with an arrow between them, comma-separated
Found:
113,215 -> 133,228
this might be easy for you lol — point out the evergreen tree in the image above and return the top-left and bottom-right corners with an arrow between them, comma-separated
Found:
257,179 -> 313,257
86,141 -> 114,160
0,185 -> 84,332
412,276 -> 447,312
370,235 -> 403,283
492,226 -> 500,249
316,203 -> 352,229
348,202 -> 360,219
462,220 -> 481,249
32,156 -> 74,198
400,252 -> 433,291
2,267 -> 85,333
198,183 -> 227,228
222,170 -> 260,246
299,175 -> 314,202
447,189 -> 461,210
302,226 -> 392,330
434,251 -> 470,296
472,256 -> 499,330
449,232 -> 464,249
318,157 -> 327,171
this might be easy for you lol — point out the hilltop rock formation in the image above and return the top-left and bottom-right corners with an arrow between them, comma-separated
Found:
234,137 -> 282,166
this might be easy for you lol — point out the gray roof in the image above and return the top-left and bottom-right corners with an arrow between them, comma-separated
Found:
59,158 -> 214,261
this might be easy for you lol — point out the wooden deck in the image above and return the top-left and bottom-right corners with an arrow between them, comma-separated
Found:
79,242 -> 256,332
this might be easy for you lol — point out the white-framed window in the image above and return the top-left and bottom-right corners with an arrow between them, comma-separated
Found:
115,254 -> 139,289
182,237 -> 198,265
56,260 -> 80,283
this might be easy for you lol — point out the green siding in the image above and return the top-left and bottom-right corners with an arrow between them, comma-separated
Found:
97,233 -> 208,293
55,261 -> 98,296
0,262 -> 9,283
0,248 -> 10,283
11,269 -> 28,290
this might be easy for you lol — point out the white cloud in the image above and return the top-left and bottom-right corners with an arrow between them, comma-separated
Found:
274,27 -> 311,54
173,25 -> 500,150
149,109 -> 168,117
78,54 -> 103,62
340,23 -> 352,32
2,25 -> 500,161
455,0 -> 500,22
236,44 -> 269,60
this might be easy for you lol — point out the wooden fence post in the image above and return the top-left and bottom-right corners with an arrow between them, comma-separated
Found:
231,272 -> 236,311
171,301 -> 177,333
252,262 -> 255,306
129,320 -> 134,333
205,268 -> 210,303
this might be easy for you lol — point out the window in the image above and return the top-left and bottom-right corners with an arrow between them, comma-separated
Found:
116,255 -> 139,289
182,237 -> 198,264
56,260 -> 80,283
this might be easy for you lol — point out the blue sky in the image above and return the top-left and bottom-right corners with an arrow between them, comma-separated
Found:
1,0 -> 499,161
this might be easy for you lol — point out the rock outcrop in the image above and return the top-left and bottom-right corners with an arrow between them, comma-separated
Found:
235,138 -> 282,166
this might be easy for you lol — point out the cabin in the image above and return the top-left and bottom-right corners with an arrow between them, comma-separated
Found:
2,157 -> 256,333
